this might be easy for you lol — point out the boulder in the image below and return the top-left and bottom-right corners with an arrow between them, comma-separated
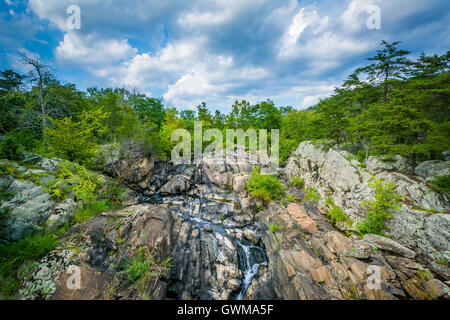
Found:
415,160 -> 449,179
363,234 -> 416,259
366,155 -> 412,174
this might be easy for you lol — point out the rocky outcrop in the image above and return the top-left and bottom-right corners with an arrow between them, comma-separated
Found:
415,160 -> 449,180
253,201 -> 449,300
285,141 -> 450,281
0,158 -> 79,242
10,143 -> 450,300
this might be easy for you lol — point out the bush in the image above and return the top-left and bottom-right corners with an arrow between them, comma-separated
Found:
55,162 -> 101,205
0,135 -> 24,161
246,166 -> 285,202
289,176 -> 305,189
328,206 -> 348,225
304,187 -> 321,203
429,174 -> 450,195
0,232 -> 59,297
123,247 -> 173,293
356,177 -> 402,235
73,200 -> 110,223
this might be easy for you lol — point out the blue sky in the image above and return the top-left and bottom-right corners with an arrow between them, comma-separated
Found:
1,0 -> 449,112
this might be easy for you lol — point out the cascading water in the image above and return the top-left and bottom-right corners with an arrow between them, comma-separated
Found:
140,193 -> 268,300
233,241 -> 267,300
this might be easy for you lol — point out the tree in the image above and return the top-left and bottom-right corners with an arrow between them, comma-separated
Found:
131,96 -> 166,129
0,70 -> 23,93
356,41 -> 410,103
44,110 -> 108,164
21,56 -> 55,134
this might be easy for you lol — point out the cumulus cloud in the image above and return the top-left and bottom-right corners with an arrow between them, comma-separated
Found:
0,0 -> 447,110
55,32 -> 137,65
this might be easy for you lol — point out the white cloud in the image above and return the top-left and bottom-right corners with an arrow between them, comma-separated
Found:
55,32 -> 137,65
11,0 -> 447,111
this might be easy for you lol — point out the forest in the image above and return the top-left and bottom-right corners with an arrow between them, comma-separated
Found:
1,40 -> 449,174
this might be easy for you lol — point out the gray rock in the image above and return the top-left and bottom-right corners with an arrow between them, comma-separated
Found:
415,160 -> 449,179
0,179 -> 55,241
363,234 -> 416,259
443,151 -> 450,162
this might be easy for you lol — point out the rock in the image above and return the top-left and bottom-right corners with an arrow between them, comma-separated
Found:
366,155 -> 412,174
46,199 -> 78,229
310,266 -> 333,283
285,141 -> 449,273
422,279 -> 450,299
0,179 -> 55,242
286,203 -> 317,234
443,151 -> 450,162
415,160 -> 449,179
363,234 -> 416,259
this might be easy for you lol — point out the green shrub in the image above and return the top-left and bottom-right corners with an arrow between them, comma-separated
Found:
325,197 -> 335,206
285,194 -> 295,202
0,232 -> 59,297
73,199 -> 110,223
55,162 -> 101,205
304,187 -> 321,203
356,177 -> 402,235
102,179 -> 127,206
123,247 -> 173,293
0,136 -> 24,161
289,176 -> 305,189
328,206 -> 348,225
246,166 -> 285,202
269,223 -> 283,233
428,174 -> 450,195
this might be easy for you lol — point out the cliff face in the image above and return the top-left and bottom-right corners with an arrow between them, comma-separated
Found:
3,144 -> 449,300
285,141 -> 450,281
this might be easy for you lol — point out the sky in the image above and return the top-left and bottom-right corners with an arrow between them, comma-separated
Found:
0,0 -> 449,112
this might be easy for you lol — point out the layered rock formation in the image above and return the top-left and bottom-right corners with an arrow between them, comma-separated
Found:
2,143 -> 449,300
285,141 -> 450,280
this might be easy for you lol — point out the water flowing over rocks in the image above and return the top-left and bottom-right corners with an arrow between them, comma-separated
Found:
5,144 -> 449,300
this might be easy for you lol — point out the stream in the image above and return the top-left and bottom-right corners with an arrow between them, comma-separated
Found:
140,193 -> 268,300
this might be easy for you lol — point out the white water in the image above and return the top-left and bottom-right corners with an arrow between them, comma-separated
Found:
140,194 -> 268,300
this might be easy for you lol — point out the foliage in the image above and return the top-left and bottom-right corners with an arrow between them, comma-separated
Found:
44,110 -> 108,165
304,187 -> 321,203
0,232 -> 59,298
0,135 -> 24,161
122,247 -> 173,293
289,176 -> 305,189
356,177 -> 403,235
73,199 -> 110,223
246,166 -> 285,202
55,162 -> 101,206
327,206 -> 351,225
428,174 -> 450,195
269,223 -> 283,233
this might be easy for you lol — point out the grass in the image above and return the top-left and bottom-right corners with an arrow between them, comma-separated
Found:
0,232 -> 59,298
435,258 -> 448,266
122,247 -> 173,294
289,176 -> 305,189
246,166 -> 285,202
327,205 -> 350,225
304,187 -> 321,203
73,199 -> 112,223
